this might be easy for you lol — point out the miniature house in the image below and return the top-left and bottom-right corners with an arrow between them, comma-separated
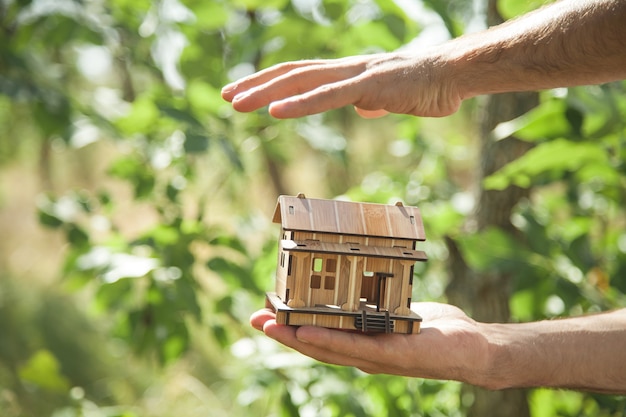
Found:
266,194 -> 427,334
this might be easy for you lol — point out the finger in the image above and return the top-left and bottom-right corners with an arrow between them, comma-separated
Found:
295,325 -> 409,359
266,76 -> 371,118
221,60 -> 326,101
231,63 -> 364,114
263,322 -> 379,370
250,308 -> 276,332
223,59 -> 358,108
294,325 -> 451,379
222,56 -> 366,102
296,325 -> 415,373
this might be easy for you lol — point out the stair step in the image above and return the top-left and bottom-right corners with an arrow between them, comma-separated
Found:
354,312 -> 395,333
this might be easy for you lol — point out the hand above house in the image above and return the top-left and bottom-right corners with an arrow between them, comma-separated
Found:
222,0 -> 626,120
221,53 -> 462,118
250,303 -> 626,394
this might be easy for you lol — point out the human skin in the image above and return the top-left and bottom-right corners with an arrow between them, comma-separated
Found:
251,303 -> 626,394
222,0 -> 626,119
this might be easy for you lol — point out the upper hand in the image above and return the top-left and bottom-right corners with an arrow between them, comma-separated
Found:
221,52 -> 463,119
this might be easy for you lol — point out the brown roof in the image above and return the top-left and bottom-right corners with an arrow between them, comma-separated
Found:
272,195 -> 426,241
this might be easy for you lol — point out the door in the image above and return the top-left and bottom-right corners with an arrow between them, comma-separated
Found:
375,272 -> 394,312
309,255 -> 338,306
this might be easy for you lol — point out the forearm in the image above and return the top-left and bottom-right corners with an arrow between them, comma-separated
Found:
446,0 -> 626,100
480,309 -> 626,393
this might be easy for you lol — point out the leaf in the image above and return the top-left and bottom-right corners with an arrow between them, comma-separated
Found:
166,183 -> 180,202
230,0 -> 289,9
421,202 -> 465,237
211,323 -> 229,348
161,328 -> 189,364
184,132 -> 209,153
144,224 -> 180,246
422,0 -> 462,38
207,256 -> 256,290
66,223 -> 90,248
108,156 -> 155,198
510,290 -> 538,322
192,1 -> 230,30
218,135 -> 244,170
575,161 -> 621,186
382,14 -> 407,42
32,96 -> 72,138
22,13 -> 103,48
18,350 -> 70,393
484,139 -> 609,190
565,105 -> 584,138
38,209 -> 64,228
210,235 -> 248,254
346,21 -> 403,52
454,227 -> 534,273
159,106 -> 204,129
490,99 -> 570,142
498,0 -> 553,20
187,79 -> 228,115
114,97 -> 160,135
94,280 -> 131,312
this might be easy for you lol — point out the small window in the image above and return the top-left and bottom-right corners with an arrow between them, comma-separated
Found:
326,258 -> 337,273
280,252 -> 285,267
312,258 -> 323,272
324,276 -> 335,290
363,271 -> 374,277
409,215 -> 415,225
289,205 -> 295,215
310,275 -> 321,289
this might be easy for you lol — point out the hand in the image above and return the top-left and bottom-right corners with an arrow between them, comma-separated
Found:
250,302 -> 490,386
221,52 -> 463,119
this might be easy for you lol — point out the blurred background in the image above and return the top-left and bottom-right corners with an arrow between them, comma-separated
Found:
1,0 -> 625,416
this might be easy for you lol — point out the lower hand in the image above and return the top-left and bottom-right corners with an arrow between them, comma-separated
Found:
250,302 -> 489,385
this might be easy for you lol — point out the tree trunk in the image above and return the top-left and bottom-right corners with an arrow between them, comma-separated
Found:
445,1 -> 539,415
454,91 -> 537,417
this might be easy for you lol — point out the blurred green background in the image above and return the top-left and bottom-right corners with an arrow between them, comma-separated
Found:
1,0 -> 625,416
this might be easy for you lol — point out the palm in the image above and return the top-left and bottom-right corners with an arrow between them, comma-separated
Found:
250,302 -> 487,384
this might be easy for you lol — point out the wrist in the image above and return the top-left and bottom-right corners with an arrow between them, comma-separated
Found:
477,321 -> 550,390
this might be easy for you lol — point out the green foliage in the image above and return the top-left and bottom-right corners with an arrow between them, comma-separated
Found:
1,0 -> 625,416
480,85 -> 626,319
498,0 -> 553,20
18,350 -> 71,393
484,138 -> 611,190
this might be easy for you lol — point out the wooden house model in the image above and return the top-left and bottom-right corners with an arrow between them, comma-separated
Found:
266,194 -> 427,334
